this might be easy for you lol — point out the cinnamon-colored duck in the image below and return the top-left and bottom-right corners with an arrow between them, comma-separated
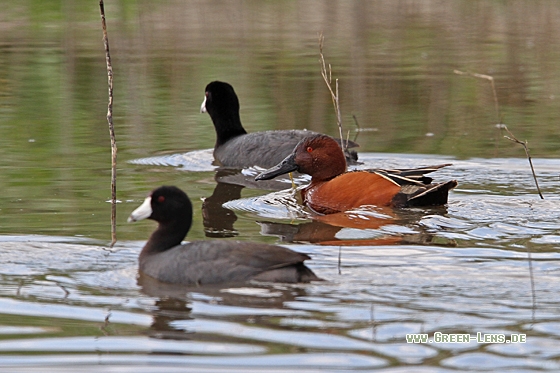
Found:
255,134 -> 458,214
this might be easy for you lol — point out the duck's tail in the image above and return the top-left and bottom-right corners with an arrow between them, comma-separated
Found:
393,180 -> 458,207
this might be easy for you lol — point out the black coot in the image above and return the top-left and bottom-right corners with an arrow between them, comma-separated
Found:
128,186 -> 321,285
201,81 -> 358,168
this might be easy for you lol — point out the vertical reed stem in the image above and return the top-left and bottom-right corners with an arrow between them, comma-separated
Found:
454,69 -> 543,199
319,33 -> 346,151
99,0 -> 118,246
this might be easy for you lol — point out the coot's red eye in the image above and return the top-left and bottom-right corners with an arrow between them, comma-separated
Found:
157,196 -> 165,203
307,146 -> 313,153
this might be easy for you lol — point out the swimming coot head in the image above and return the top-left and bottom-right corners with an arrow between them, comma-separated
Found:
201,81 -> 247,147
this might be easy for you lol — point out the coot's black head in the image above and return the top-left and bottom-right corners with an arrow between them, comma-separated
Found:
128,186 -> 193,229
200,81 -> 246,145
201,81 -> 239,116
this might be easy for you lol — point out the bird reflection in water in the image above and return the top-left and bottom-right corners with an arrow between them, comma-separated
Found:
138,272 -> 313,340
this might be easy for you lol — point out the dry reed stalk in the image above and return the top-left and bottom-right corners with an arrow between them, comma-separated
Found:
454,69 -> 543,199
319,33 -> 346,151
454,70 -> 501,120
502,126 -> 544,199
99,0 -> 118,245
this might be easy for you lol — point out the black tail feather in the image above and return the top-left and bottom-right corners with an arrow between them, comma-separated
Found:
407,180 -> 458,207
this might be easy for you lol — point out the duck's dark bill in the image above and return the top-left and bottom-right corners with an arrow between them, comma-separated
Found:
255,153 -> 298,181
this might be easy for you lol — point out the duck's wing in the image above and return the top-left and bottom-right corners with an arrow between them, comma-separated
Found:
364,164 -> 457,207
367,164 -> 453,186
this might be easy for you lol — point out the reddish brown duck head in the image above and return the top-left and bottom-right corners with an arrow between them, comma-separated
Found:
256,134 -> 347,182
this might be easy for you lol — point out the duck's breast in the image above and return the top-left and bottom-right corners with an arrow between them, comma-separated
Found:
303,171 -> 402,213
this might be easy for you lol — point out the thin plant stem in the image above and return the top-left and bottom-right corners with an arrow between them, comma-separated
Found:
100,0 -> 118,246
503,126 -> 544,199
454,69 -> 543,199
526,242 -> 537,326
454,70 -> 500,120
319,33 -> 345,151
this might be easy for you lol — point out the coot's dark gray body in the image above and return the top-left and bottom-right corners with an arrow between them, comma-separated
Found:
140,240 -> 318,285
214,129 -> 328,169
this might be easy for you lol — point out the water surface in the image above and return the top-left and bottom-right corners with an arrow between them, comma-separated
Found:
0,1 -> 559,372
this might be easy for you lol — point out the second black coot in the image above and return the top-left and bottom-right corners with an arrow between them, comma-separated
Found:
200,81 -> 358,169
128,186 -> 321,285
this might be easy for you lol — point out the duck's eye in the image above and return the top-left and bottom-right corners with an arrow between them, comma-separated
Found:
157,196 -> 165,203
306,146 -> 313,153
